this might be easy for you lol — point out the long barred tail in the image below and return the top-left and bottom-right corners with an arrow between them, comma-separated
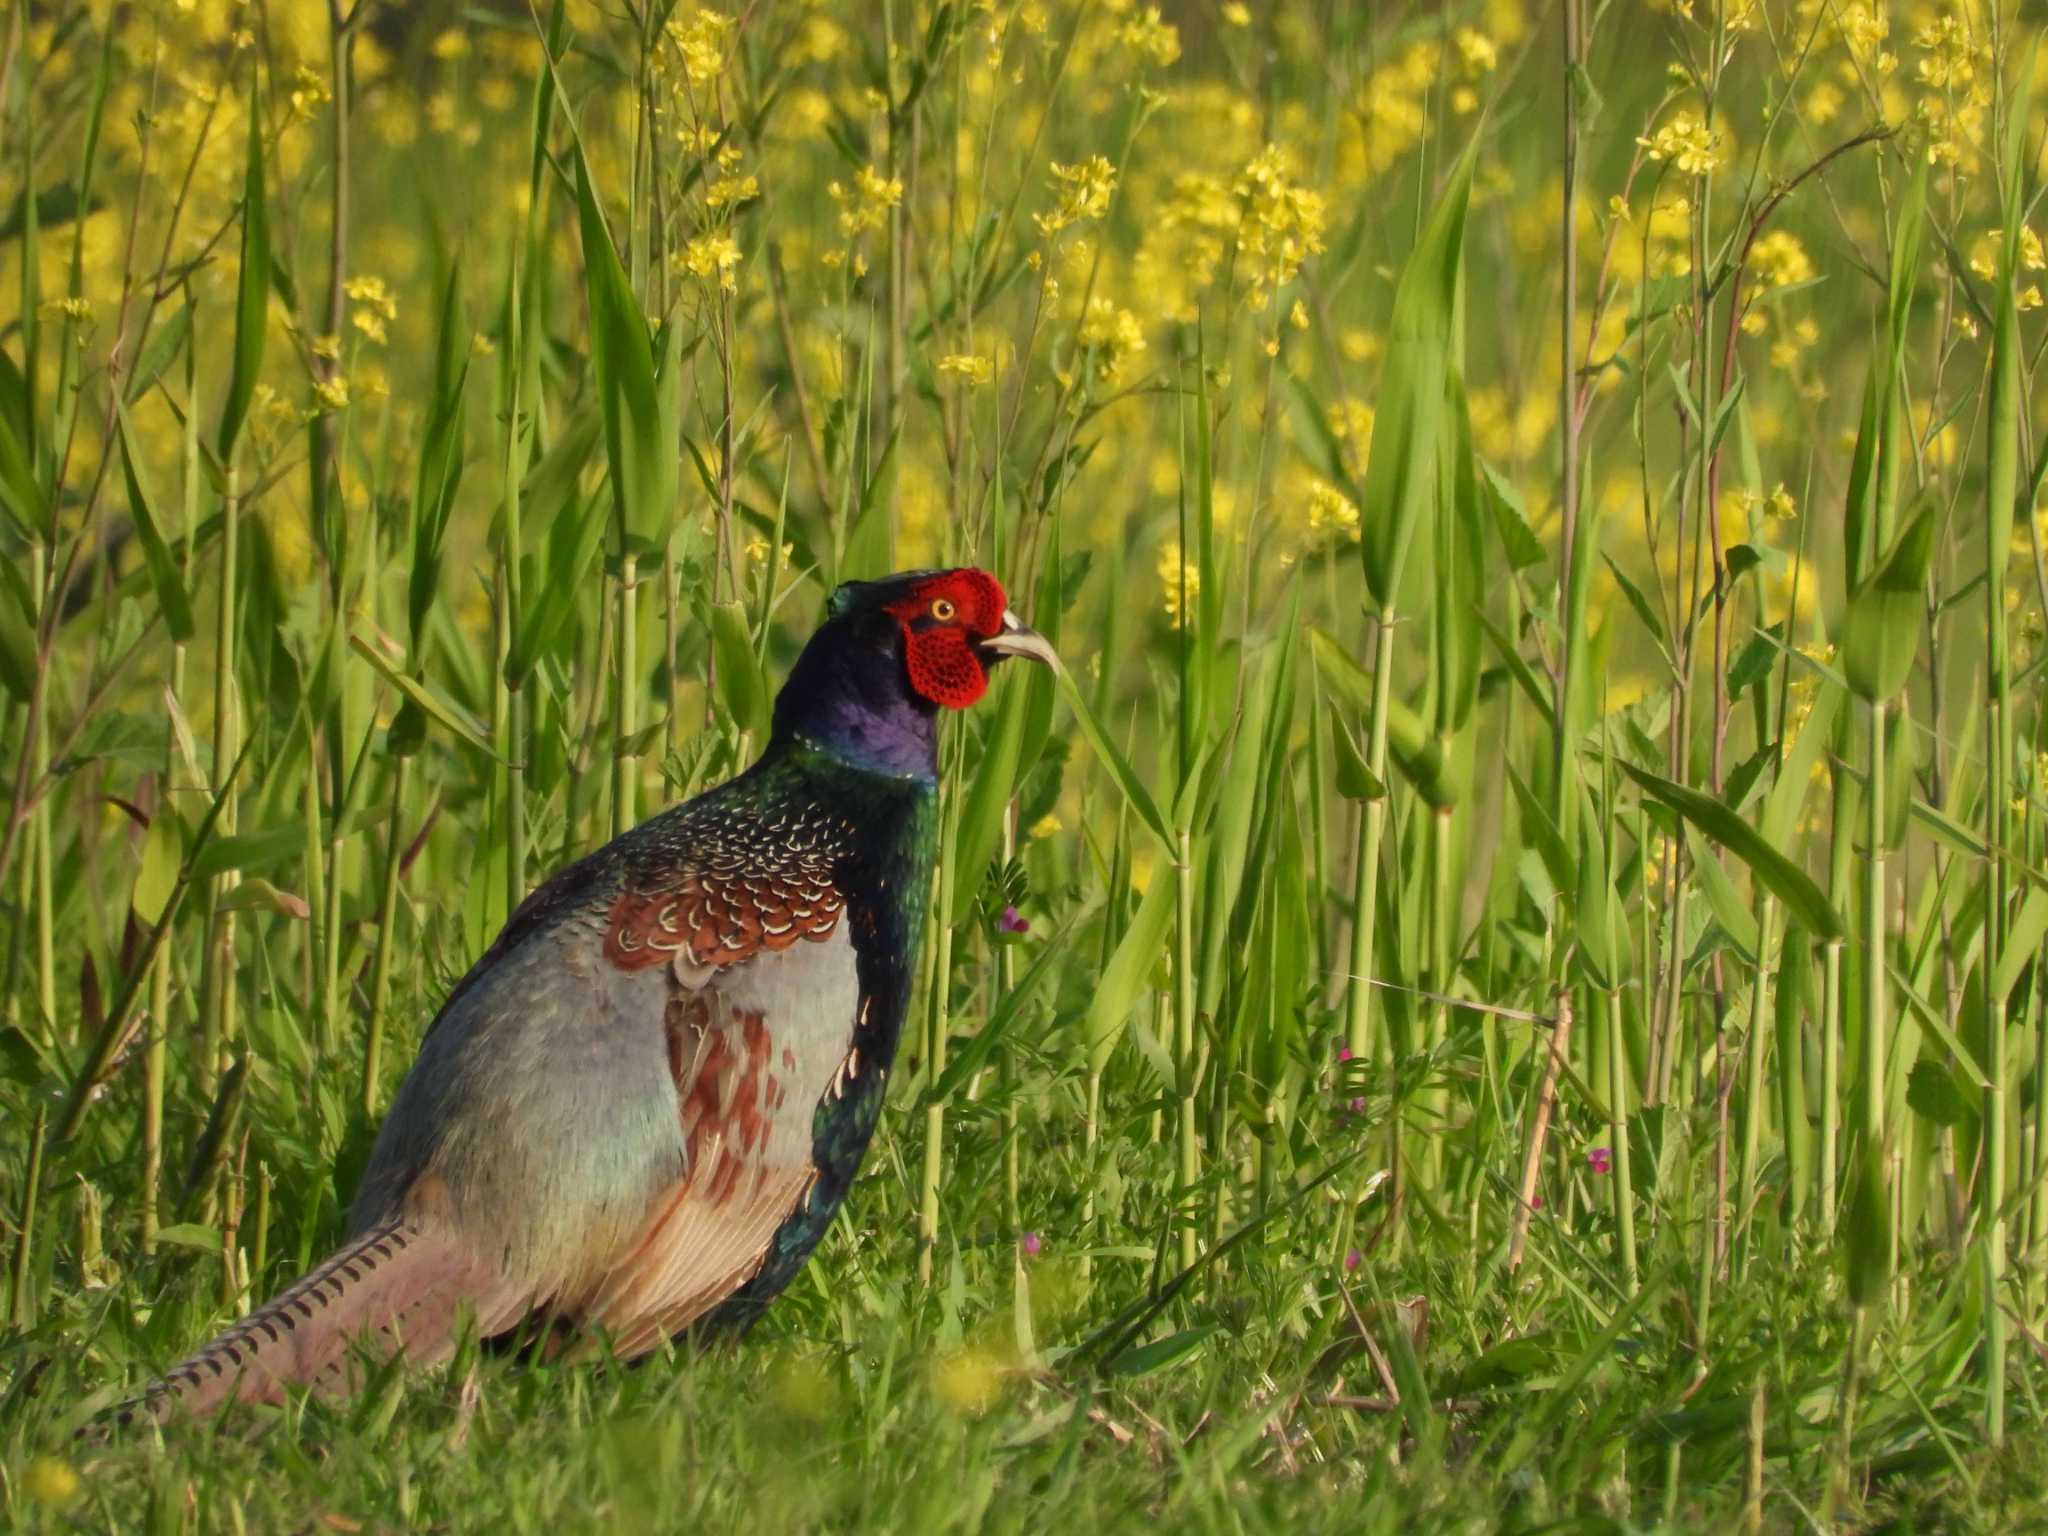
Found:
113,1219 -> 523,1428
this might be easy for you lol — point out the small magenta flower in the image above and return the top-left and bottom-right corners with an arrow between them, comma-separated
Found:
1337,1044 -> 1353,1063
1344,1249 -> 1361,1272
1021,1231 -> 1042,1258
999,905 -> 1030,935
1588,1146 -> 1613,1175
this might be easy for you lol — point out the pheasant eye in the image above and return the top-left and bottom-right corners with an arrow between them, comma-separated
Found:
929,598 -> 957,622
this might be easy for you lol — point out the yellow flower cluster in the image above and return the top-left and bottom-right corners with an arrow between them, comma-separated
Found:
1078,298 -> 1146,381
1236,145 -> 1326,310
1749,230 -> 1813,289
936,353 -> 995,386
1637,113 -> 1722,178
1114,6 -> 1180,68
1036,156 -> 1118,239
1306,480 -> 1360,540
667,9 -> 734,87
829,165 -> 904,235
680,233 -> 743,293
345,275 -> 398,344
1157,537 -> 1199,627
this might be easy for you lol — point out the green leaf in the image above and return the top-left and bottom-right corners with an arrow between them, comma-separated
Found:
1839,499 -> 1935,703
0,569 -> 36,702
189,827 -> 300,883
575,145 -> 672,546
951,666 -> 1030,927
1906,1059 -> 1975,1130
1087,875 -> 1175,1074
1683,825 -> 1759,962
1330,709 -> 1385,801
1478,459 -> 1546,570
1843,1137 -> 1891,1306
1990,885 -> 2048,1006
1105,1325 -> 1217,1379
0,391 -> 49,538
132,807 -> 182,925
1434,370 -> 1484,734
709,599 -> 771,740
125,299 -> 190,405
408,259 -> 471,644
1616,758 -> 1844,940
1055,664 -> 1172,855
1761,678 -> 1843,849
149,1222 -> 222,1254
1360,132 -> 1478,609
349,632 -> 496,759
216,70 -> 269,460
115,399 -> 194,642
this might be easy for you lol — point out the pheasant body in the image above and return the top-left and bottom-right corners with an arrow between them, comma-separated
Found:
123,568 -> 1048,1424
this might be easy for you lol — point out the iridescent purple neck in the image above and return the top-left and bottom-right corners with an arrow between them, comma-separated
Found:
770,610 -> 939,781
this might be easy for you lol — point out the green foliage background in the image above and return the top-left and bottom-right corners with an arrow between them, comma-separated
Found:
4,0 -> 2048,1527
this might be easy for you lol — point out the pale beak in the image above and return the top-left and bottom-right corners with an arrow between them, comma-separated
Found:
978,609 -> 1060,669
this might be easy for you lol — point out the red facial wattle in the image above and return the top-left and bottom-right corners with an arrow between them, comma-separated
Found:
883,569 -> 1009,710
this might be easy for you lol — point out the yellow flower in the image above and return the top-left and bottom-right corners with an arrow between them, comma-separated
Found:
680,232 -> 743,292
668,9 -> 732,86
1158,537 -> 1199,627
1034,155 -> 1117,239
1306,479 -> 1360,539
1115,6 -> 1180,67
706,172 -> 759,208
1221,2 -> 1251,24
22,1457 -> 80,1510
1750,230 -> 1813,288
1078,298 -> 1146,380
1766,482 -> 1797,521
312,375 -> 350,412
936,352 -> 994,386
1637,112 -> 1722,177
829,165 -> 903,235
930,1346 -> 1007,1417
1453,26 -> 1498,74
1237,144 -> 1327,308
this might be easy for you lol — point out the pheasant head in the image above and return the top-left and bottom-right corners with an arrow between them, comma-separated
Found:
772,568 -> 1057,777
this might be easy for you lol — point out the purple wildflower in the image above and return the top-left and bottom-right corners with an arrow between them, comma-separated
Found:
1587,1146 -> 1613,1176
1344,1249 -> 1361,1273
998,905 -> 1030,935
1021,1231 -> 1042,1258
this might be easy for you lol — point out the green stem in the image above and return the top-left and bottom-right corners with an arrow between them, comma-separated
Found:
27,541 -> 51,1039
614,554 -> 639,836
10,1106 -> 45,1327
1175,826 -> 1199,1272
364,753 -> 411,1118
1736,898 -> 1775,1273
1343,610 -> 1395,1057
204,464 -> 241,1091
918,785 -> 959,1286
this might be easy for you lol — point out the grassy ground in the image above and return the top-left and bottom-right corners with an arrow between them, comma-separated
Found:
5,0 -> 2048,1529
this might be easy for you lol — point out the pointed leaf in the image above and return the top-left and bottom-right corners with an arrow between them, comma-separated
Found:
1617,758 -> 1843,939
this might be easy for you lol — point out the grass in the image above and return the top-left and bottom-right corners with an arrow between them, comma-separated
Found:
5,0 -> 2048,1529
